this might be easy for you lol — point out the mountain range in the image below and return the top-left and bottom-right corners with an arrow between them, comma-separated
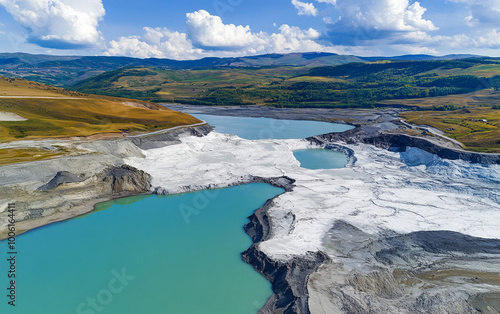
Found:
0,52 -> 489,87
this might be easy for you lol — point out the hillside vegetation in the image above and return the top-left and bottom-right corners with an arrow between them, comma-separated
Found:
70,67 -> 307,105
70,59 -> 500,108
0,77 -> 201,143
0,52 -> 363,86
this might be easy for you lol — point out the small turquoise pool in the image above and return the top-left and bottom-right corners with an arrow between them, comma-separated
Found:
293,149 -> 348,169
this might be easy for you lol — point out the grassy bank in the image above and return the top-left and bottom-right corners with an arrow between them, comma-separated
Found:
0,77 -> 201,143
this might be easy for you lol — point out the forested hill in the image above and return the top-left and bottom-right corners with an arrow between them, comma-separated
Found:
305,59 -> 489,77
69,58 -> 500,108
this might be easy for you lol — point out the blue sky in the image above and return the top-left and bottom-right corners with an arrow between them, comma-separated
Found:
0,0 -> 499,58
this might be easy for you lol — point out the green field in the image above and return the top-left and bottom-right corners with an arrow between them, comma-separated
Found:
71,67 -> 307,104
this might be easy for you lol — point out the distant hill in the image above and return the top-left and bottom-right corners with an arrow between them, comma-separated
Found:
361,54 -> 485,62
69,58 -> 500,106
0,52 -> 364,86
1,51 -> 497,87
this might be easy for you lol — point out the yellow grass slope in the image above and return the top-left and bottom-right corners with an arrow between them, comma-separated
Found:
395,90 -> 500,153
0,77 -> 201,142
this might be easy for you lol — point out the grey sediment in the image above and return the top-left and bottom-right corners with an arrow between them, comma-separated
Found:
241,178 -> 330,314
308,125 -> 500,165
128,123 -> 213,149
0,164 -> 152,240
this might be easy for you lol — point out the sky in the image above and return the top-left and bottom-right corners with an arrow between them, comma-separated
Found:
0,0 -> 499,59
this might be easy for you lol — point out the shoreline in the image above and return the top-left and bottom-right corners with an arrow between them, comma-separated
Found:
0,192 -> 147,240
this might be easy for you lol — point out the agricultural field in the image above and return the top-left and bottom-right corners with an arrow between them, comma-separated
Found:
381,89 -> 500,110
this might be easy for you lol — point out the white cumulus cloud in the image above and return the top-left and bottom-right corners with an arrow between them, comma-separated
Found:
0,0 -> 105,48
268,25 -> 323,52
107,27 -> 205,60
106,10 -> 336,59
326,0 -> 437,45
186,10 -> 256,49
291,0 -> 318,16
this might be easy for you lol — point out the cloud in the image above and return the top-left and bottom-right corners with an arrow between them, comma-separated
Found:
107,27 -> 205,60
184,10 -> 324,53
107,10 -> 334,59
449,0 -> 500,26
392,44 -> 439,55
0,0 -> 105,48
105,7 -> 500,59
316,0 -> 336,4
325,0 -> 437,45
291,0 -> 318,16
185,10 -> 256,49
444,30 -> 500,49
396,27 -> 500,53
269,25 -> 323,52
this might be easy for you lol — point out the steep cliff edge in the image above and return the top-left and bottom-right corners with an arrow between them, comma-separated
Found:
241,177 -> 330,314
309,126 -> 500,164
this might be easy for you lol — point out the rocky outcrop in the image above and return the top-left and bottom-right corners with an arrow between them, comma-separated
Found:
102,165 -> 152,193
243,246 -> 329,314
129,124 -> 213,150
309,126 -> 500,164
366,133 -> 500,164
249,176 -> 296,192
0,164 -> 153,239
38,171 -> 84,191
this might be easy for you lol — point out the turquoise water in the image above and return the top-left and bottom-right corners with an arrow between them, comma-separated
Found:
193,114 -> 353,140
0,183 -> 283,314
293,149 -> 348,169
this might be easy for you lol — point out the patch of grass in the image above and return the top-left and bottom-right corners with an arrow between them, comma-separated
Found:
0,148 -> 65,165
287,76 -> 347,83
71,67 -> 309,101
0,76 -> 82,97
402,107 -> 500,153
381,89 -> 500,109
